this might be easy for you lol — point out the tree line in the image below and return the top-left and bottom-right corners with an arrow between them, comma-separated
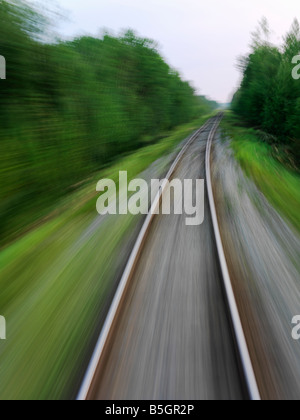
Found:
0,0 -> 217,245
232,18 -> 300,168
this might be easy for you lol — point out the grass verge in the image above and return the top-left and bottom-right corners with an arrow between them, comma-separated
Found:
222,113 -> 300,233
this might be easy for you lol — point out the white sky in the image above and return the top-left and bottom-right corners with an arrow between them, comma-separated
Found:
42,0 -> 300,102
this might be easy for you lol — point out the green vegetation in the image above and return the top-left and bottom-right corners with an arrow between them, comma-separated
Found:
232,18 -> 300,169
0,112 -> 213,400
222,114 -> 300,233
0,0 -> 218,400
0,0 -> 217,247
230,19 -> 300,232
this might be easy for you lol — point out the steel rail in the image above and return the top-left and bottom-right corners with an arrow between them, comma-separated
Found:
205,115 -> 261,401
77,115 -> 261,401
77,119 -> 211,401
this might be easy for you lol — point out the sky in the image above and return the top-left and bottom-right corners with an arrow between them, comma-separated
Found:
42,0 -> 300,103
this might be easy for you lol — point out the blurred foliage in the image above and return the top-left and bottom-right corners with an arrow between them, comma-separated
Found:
0,0 -> 217,246
232,18 -> 300,169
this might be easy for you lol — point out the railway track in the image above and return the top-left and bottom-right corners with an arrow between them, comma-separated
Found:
77,116 -> 261,401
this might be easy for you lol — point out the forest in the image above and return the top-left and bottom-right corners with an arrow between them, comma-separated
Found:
232,19 -> 300,168
0,0 -> 217,246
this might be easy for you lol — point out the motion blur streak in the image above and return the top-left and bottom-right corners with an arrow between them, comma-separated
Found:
2,0 -> 300,402
212,137 -> 300,400
86,121 -> 244,400
0,0 -> 217,399
0,0 -> 217,247
0,126 -> 207,399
